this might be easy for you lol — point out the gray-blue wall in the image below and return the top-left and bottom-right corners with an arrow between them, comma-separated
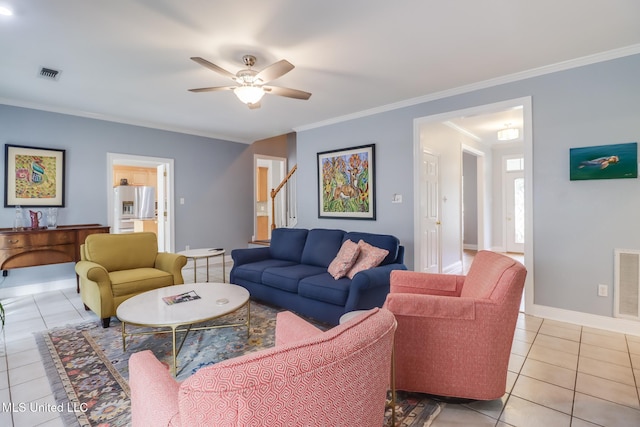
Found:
296,53 -> 640,318
0,105 -> 255,287
3,52 -> 640,319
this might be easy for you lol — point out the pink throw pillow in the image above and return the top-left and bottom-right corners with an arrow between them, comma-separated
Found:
346,240 -> 389,279
327,240 -> 360,280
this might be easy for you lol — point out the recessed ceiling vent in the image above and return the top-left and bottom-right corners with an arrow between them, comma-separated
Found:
38,67 -> 61,81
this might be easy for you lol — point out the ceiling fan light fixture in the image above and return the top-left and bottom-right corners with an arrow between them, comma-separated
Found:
234,85 -> 265,105
497,125 -> 519,141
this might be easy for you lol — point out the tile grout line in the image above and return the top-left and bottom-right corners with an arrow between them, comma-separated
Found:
569,324 -> 583,424
625,335 -> 640,407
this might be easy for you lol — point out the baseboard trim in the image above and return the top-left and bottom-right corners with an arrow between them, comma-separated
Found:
0,278 -> 76,299
529,303 -> 640,337
443,260 -> 462,274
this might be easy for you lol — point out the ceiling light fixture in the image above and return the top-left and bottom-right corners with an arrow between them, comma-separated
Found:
0,6 -> 13,16
497,124 -> 519,141
233,85 -> 265,105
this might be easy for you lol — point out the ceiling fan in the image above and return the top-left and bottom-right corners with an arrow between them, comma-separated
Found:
188,55 -> 312,109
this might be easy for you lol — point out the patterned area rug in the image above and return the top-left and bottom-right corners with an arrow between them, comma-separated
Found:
36,301 -> 441,426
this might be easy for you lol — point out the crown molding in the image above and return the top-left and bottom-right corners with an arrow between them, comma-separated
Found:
295,44 -> 640,133
0,98 -> 251,144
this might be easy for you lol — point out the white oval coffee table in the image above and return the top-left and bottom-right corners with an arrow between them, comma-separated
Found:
116,282 -> 250,376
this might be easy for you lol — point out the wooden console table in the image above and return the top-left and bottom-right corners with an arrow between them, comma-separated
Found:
0,224 -> 110,291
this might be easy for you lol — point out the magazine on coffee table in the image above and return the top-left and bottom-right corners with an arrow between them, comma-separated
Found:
163,290 -> 201,305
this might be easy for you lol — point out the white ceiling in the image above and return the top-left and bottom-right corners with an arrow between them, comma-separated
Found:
1,1 -> 639,144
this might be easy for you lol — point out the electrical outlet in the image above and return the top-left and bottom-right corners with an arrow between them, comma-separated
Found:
598,284 -> 608,297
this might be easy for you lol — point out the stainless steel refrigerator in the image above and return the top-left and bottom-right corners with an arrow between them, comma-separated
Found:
113,186 -> 155,233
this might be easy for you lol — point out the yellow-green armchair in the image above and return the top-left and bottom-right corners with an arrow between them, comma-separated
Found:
75,232 -> 187,327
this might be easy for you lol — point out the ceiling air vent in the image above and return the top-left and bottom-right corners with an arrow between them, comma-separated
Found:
38,67 -> 61,81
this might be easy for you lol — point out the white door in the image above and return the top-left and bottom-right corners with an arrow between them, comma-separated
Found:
156,164 -> 167,252
505,171 -> 525,253
421,151 -> 441,272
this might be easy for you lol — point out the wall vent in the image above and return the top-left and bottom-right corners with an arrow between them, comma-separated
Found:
614,249 -> 640,320
38,67 -> 61,81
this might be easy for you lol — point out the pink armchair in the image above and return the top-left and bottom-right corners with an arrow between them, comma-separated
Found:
129,308 -> 396,426
383,250 -> 526,400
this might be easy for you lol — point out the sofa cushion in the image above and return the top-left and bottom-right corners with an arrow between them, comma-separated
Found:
346,240 -> 389,279
232,259 -> 297,284
298,273 -> 351,306
269,228 -> 309,263
327,239 -> 360,279
262,264 -> 328,293
300,229 -> 346,267
343,232 -> 399,265
110,268 -> 174,297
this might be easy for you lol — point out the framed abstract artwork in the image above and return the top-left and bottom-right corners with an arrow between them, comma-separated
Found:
4,144 -> 66,207
569,142 -> 637,181
317,144 -> 375,219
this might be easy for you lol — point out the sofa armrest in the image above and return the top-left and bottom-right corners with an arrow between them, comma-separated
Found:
384,293 -> 476,320
129,350 -> 181,427
231,247 -> 271,266
390,270 -> 464,297
352,263 -> 408,291
341,263 -> 406,313
75,260 -> 110,286
155,253 -> 188,284
275,311 -> 323,346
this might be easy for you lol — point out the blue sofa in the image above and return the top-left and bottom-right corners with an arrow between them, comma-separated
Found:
230,228 -> 406,325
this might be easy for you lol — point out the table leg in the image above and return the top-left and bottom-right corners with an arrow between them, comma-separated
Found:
391,345 -> 396,426
171,326 -> 177,376
206,257 -> 210,282
222,253 -> 226,283
192,258 -> 197,282
122,322 -> 127,351
246,300 -> 251,338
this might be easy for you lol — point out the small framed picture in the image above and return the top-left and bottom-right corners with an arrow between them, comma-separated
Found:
4,144 -> 66,207
569,142 -> 637,181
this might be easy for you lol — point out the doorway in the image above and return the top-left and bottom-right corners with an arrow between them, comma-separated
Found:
504,155 -> 525,253
254,155 -> 286,241
106,153 -> 175,252
414,96 -> 533,312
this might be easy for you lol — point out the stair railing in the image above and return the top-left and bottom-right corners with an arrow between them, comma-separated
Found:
270,164 -> 297,230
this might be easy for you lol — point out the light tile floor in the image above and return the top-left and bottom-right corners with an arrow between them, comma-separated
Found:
1,260 -> 639,426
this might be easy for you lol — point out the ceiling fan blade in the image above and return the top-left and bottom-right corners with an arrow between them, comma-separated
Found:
255,60 -> 294,84
188,86 -> 235,93
190,57 -> 236,80
248,101 -> 261,110
264,85 -> 311,100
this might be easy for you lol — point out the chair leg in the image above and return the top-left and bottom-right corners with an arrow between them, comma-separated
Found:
84,304 -> 90,311
102,317 -> 111,328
